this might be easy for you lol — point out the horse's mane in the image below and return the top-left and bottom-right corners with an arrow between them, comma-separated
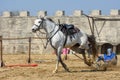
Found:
47,18 -> 54,22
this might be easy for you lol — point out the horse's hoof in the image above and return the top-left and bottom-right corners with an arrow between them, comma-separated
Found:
85,62 -> 92,66
65,68 -> 70,72
87,64 -> 91,66
52,70 -> 58,74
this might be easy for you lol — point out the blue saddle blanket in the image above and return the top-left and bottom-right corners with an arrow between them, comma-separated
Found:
103,53 -> 116,61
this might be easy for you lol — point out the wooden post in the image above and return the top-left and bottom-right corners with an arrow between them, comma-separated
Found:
92,18 -> 95,35
0,36 -> 4,67
28,37 -> 31,63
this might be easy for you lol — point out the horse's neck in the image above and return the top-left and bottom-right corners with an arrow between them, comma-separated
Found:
44,20 -> 59,38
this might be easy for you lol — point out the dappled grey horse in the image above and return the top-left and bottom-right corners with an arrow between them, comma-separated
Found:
32,17 -> 97,73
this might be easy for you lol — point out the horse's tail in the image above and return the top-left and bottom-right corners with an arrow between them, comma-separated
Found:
87,35 -> 98,59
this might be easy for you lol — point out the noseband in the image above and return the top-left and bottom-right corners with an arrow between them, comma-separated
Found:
34,19 -> 44,30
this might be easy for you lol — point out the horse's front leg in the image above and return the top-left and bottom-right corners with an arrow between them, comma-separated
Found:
59,55 -> 69,72
53,55 -> 69,73
53,48 -> 69,73
53,58 -> 59,73
52,50 -> 59,73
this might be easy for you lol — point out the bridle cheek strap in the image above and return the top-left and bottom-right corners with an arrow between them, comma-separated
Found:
34,20 -> 44,30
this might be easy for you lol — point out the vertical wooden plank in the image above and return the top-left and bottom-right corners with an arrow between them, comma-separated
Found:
0,36 -> 4,67
28,37 -> 31,63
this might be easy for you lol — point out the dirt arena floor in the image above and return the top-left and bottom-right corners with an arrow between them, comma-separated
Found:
0,54 -> 120,80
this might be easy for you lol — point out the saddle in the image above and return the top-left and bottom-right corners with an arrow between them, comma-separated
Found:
59,24 -> 80,36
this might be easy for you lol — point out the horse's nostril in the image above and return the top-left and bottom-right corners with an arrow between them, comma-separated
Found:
32,29 -> 35,32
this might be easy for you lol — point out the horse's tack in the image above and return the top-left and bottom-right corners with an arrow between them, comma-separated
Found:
59,24 -> 80,42
59,24 -> 80,35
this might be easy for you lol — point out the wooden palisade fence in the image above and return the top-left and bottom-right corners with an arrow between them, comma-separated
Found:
0,36 -> 45,67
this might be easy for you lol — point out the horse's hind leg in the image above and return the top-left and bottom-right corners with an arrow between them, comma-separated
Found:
82,49 -> 91,66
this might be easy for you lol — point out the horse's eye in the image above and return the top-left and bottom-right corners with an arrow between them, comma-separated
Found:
38,21 -> 41,23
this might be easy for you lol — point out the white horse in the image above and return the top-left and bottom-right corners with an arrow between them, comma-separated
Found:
32,17 -> 97,73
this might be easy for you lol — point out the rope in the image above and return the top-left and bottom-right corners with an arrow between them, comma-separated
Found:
72,53 -> 84,61
0,37 -> 46,40
36,31 -> 47,49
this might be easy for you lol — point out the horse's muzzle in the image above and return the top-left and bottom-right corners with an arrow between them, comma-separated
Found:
32,29 -> 36,33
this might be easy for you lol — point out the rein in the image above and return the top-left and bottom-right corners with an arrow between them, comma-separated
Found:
35,19 -> 48,49
45,24 -> 60,49
35,19 -> 60,49
39,29 -> 46,34
36,31 -> 47,49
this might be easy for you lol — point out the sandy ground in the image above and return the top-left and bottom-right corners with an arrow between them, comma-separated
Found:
0,54 -> 120,80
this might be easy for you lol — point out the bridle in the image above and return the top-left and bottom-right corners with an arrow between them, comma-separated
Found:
34,19 -> 47,48
34,18 -> 60,49
34,18 -> 44,31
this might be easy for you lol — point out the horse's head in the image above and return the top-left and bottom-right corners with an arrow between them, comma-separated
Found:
32,17 -> 45,33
